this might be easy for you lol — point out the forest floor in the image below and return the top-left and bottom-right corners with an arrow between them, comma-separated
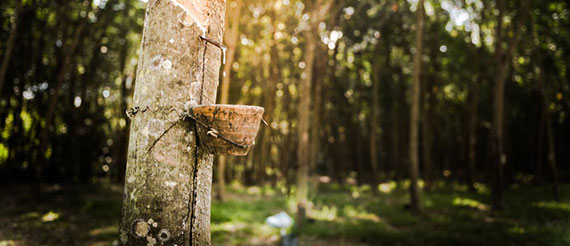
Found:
0,181 -> 569,246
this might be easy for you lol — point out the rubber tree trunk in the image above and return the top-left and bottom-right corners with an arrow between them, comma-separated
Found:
216,0 -> 241,202
263,12 -> 281,186
38,15 -> 86,182
281,82 -> 293,193
296,2 -> 321,228
421,74 -> 434,191
466,71 -> 480,192
421,35 -> 437,192
257,11 -> 280,186
491,0 -> 507,210
119,0 -> 225,245
0,0 -> 20,99
465,37 -> 484,192
536,105 -> 545,184
545,96 -> 560,202
116,2 -> 133,184
370,49 -> 382,187
295,21 -> 316,230
309,45 -> 324,193
386,39 -> 401,182
491,0 -> 529,210
408,0 -> 425,214
296,0 -> 332,227
539,66 -> 560,202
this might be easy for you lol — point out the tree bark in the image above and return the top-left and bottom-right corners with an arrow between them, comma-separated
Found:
119,0 -> 225,245
408,0 -> 424,214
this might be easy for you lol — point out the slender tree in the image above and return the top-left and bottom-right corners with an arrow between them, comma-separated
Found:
370,44 -> 382,188
296,0 -> 331,227
115,0 -> 133,184
257,7 -> 281,186
0,0 -> 20,99
216,0 -> 242,202
465,31 -> 485,192
408,0 -> 425,214
490,0 -> 529,210
538,63 -> 561,202
296,6 -> 317,229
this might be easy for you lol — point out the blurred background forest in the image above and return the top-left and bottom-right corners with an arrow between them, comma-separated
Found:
1,0 -> 570,245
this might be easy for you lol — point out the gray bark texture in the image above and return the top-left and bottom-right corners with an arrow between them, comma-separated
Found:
119,0 -> 225,245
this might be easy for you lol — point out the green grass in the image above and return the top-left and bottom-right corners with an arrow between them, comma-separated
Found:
0,182 -> 569,246
211,182 -> 570,246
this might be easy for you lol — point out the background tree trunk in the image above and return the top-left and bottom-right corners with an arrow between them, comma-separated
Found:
370,47 -> 382,187
421,74 -> 434,191
466,47 -> 482,192
539,65 -> 561,202
491,0 -> 529,210
115,1 -> 133,184
216,0 -> 241,202
37,15 -> 86,182
309,45 -> 325,193
267,11 -> 283,186
295,16 -> 316,230
296,0 -> 331,228
491,2 -> 506,208
257,9 -> 280,187
119,0 -> 225,245
0,0 -> 20,100
408,0 -> 425,214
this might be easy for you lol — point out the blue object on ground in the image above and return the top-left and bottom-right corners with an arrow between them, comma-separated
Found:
265,211 -> 293,229
266,211 -> 297,246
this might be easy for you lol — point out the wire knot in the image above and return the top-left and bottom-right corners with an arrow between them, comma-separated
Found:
126,106 -> 141,119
